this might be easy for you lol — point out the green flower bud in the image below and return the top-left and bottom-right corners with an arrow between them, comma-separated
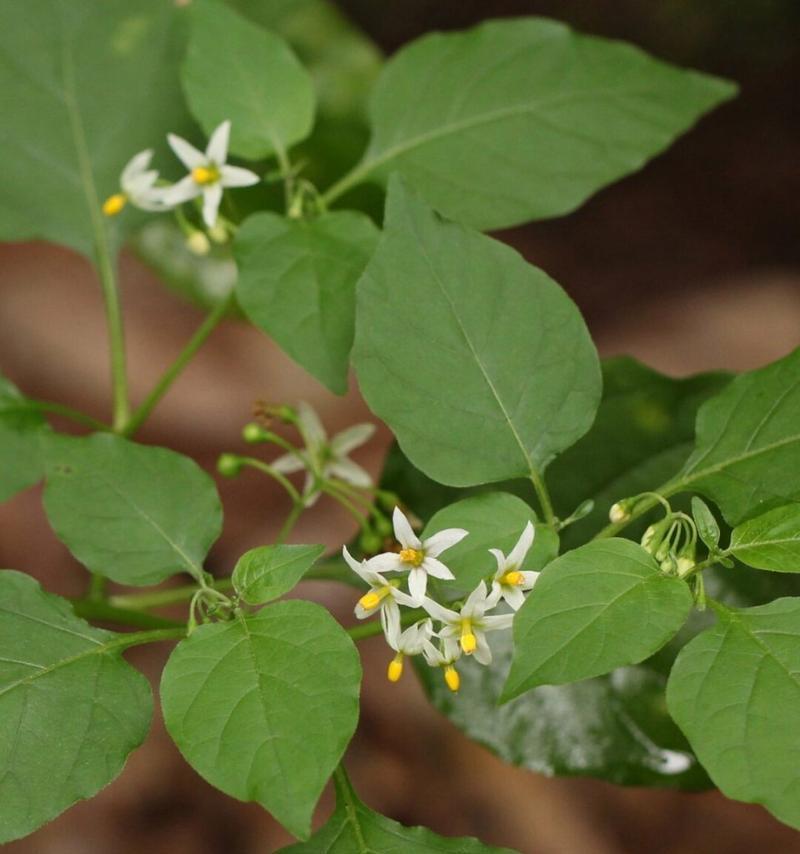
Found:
217,453 -> 243,477
359,530 -> 382,555
242,422 -> 268,444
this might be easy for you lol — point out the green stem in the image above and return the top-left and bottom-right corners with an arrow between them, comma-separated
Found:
70,599 -> 184,630
24,399 -> 108,432
87,573 -> 107,602
124,292 -> 234,437
593,482 -> 681,540
332,765 -> 368,850
276,501 -> 305,545
239,457 -> 302,504
322,483 -> 369,528
529,470 -> 557,528
321,160 -> 374,208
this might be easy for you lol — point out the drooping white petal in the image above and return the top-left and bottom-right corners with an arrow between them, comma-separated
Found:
220,163 -> 260,188
202,183 -> 223,227
501,584 -> 526,611
441,635 -> 462,662
168,133 -> 206,169
367,552 -> 404,574
327,458 -> 372,488
422,639 -> 445,667
270,452 -> 306,475
330,423 -> 375,456
407,567 -> 428,603
398,619 -> 433,655
161,174 -> 201,206
389,587 -> 418,609
421,556 -> 455,581
130,184 -> 170,212
473,633 -> 493,666
121,149 -> 154,183
296,401 -> 327,451
206,119 -> 231,164
506,521 -> 535,569
421,597 -> 459,624
392,507 -> 421,550
489,548 -> 508,576
482,613 -> 514,632
423,527 -> 468,557
342,546 -> 372,584
381,600 -> 402,648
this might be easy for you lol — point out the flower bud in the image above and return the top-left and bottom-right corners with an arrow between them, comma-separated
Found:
242,422 -> 268,444
359,530 -> 382,555
217,453 -> 243,477
208,222 -> 229,244
676,556 -> 696,578
186,231 -> 210,256
609,501 -> 631,524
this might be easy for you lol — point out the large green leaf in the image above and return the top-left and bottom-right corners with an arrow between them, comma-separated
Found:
0,375 -> 49,502
0,0 -> 188,256
728,504 -> 800,572
235,210 -> 379,394
0,571 -> 152,843
503,539 -> 693,700
280,769 -> 517,853
353,177 -> 601,488
42,433 -> 222,586
673,347 -> 800,525
329,17 -> 736,229
418,627 -> 706,791
422,493 -> 558,599
667,599 -> 800,828
160,601 -> 361,840
232,544 -> 325,605
182,0 -> 315,160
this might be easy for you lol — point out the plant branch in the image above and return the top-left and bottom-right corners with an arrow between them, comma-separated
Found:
24,399 -> 108,432
70,598 -> 184,630
529,469 -> 556,528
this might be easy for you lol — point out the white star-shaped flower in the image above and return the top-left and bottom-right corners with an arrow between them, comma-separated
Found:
342,546 -> 416,622
163,120 -> 260,227
383,611 -> 433,683
489,521 -> 539,610
272,402 -> 375,507
421,635 -> 463,692
422,581 -> 512,665
370,507 -> 467,604
103,149 -> 167,216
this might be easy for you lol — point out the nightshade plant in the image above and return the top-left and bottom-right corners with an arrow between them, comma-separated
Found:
2,0 -> 799,849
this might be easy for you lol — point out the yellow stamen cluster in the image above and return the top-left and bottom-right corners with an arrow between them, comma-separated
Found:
444,665 -> 460,692
358,586 -> 391,611
398,547 -> 424,567
460,620 -> 477,654
191,165 -> 220,185
500,570 -> 524,586
102,193 -> 127,216
387,654 -> 404,682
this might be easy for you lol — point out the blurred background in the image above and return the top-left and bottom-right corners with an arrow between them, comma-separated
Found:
2,0 -> 800,851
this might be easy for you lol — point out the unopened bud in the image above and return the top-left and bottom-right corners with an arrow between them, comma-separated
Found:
186,231 -> 210,256
374,514 -> 393,538
660,555 -> 677,576
208,222 -> 228,244
359,530 -> 382,554
677,557 -> 696,578
242,423 -> 268,444
217,453 -> 243,477
609,501 -> 631,524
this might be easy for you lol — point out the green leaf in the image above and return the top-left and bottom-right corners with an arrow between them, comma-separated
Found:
236,211 -> 380,394
675,347 -> 800,525
334,17 -> 736,229
42,433 -> 222,586
280,769 -> 517,853
354,177 -> 601,487
503,539 -> 693,700
0,0 -> 189,256
182,0 -> 315,160
160,601 -> 361,839
423,493 -> 558,599
729,504 -> 800,572
0,571 -> 152,843
692,496 -> 721,550
666,599 -> 800,829
0,375 -> 49,502
417,626 -> 707,791
232,544 -> 326,605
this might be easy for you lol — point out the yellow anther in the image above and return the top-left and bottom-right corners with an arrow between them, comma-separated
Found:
102,193 -> 127,216
358,586 -> 390,611
387,654 -> 404,683
444,665 -> 460,693
460,620 -> 477,654
500,570 -> 525,587
398,547 -> 424,567
191,165 -> 220,185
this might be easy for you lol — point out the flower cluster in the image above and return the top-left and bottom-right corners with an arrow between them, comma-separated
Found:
343,507 -> 539,692
102,119 -> 259,236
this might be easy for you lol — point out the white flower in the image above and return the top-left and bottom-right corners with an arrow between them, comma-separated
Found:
383,612 -> 433,683
163,120 -> 259,227
342,546 -> 415,622
489,521 -> 539,610
421,636 -> 463,692
422,581 -> 512,665
369,507 -> 467,604
102,149 -> 166,216
272,402 -> 375,507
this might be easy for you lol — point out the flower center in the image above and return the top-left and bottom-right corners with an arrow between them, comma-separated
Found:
444,665 -> 460,692
387,653 -> 404,683
192,164 -> 221,185
358,585 -> 391,611
460,619 -> 477,654
500,570 -> 525,586
399,547 -> 424,567
102,193 -> 127,216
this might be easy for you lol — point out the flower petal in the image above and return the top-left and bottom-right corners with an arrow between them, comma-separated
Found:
206,119 -> 230,164
342,546 -> 370,583
270,452 -> 306,475
421,556 -> 455,581
421,597 -> 458,624
407,567 -> 427,604
520,571 -> 539,590
507,521 -> 535,569
327,458 -> 372,489
168,133 -> 205,169
390,587 -> 418,608
161,174 -> 201,206
392,507 -> 421,549
367,552 -> 404,574
502,585 -> 526,611
424,527 -> 468,557
202,183 -> 223,228
482,613 -> 514,632
220,163 -> 260,188
121,148 -> 154,183
381,600 -> 401,648
296,401 -> 327,450
489,548 -> 508,576
330,423 -> 375,456
473,633 -> 493,665
463,580 -> 489,616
